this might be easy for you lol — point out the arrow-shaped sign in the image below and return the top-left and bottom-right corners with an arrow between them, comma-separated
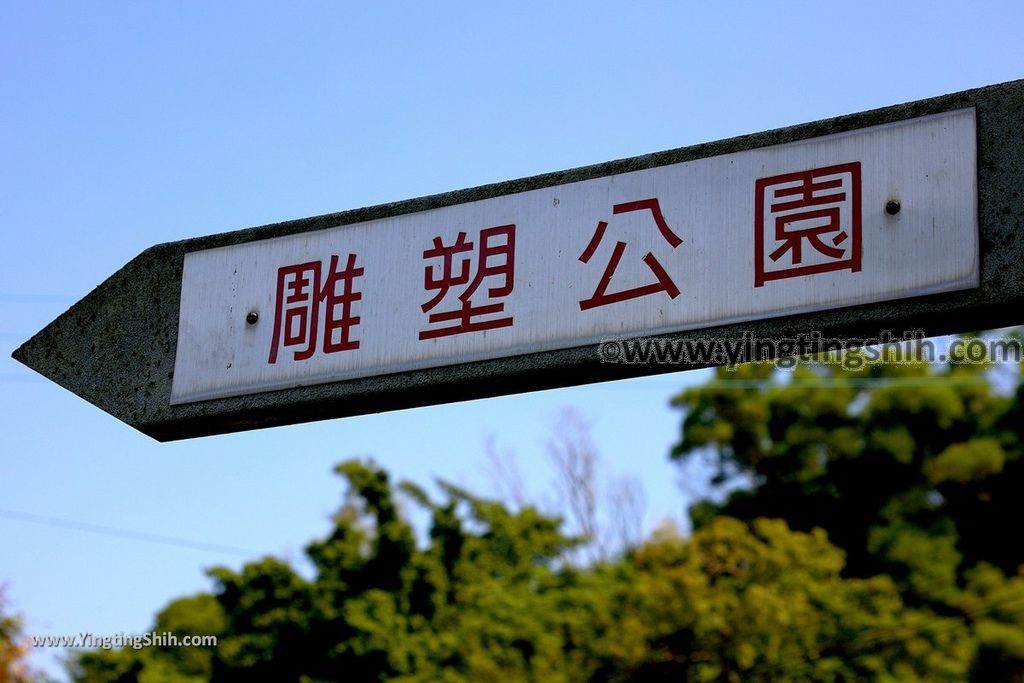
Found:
14,80 -> 1024,441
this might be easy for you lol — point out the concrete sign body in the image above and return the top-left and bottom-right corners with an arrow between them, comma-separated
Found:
15,81 -> 1024,440
173,110 -> 977,404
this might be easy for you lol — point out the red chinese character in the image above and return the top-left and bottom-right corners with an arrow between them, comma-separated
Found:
578,198 -> 683,311
419,224 -> 515,340
754,162 -> 862,287
268,253 -> 364,363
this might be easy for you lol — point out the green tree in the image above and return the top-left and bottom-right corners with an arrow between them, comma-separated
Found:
671,341 -> 1024,680
70,594 -> 226,683
72,457 -> 982,682
594,517 -> 972,682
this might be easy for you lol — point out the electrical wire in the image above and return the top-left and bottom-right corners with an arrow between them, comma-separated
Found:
0,507 -> 260,557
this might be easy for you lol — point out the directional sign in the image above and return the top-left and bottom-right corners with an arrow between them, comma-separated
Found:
172,109 -> 976,404
14,80 -> 1024,441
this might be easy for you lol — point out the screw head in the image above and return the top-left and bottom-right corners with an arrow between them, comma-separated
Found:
885,200 -> 901,216
246,311 -> 259,325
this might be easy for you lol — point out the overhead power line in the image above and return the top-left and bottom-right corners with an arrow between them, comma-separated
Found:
0,507 -> 260,557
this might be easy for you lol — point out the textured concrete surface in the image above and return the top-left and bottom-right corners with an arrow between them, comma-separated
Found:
13,79 -> 1024,441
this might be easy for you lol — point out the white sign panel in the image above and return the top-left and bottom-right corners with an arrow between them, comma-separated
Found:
171,109 -> 978,404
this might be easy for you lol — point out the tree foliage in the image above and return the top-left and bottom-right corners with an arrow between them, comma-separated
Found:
68,337 -> 1024,681
73,454 -> 995,681
672,342 -> 1024,680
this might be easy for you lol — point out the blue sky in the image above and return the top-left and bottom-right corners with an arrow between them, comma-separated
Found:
2,2 -> 1022,679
